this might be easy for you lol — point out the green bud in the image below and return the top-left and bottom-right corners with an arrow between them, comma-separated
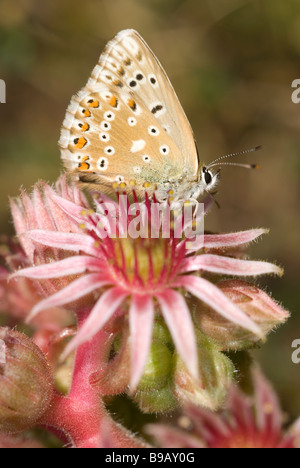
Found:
152,317 -> 172,346
134,385 -> 177,414
174,329 -> 234,410
137,341 -> 173,391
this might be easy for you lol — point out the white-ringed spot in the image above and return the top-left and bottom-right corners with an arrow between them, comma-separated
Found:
104,111 -> 115,121
151,103 -> 165,116
143,155 -> 151,163
128,117 -> 137,127
148,126 -> 159,136
133,166 -> 142,174
97,157 -> 109,171
128,79 -> 139,89
115,175 -> 125,183
100,121 -> 111,131
148,74 -> 158,88
99,132 -> 110,142
104,146 -> 115,155
160,145 -> 170,155
135,72 -> 145,82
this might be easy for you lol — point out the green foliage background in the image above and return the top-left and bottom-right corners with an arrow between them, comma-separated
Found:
0,0 -> 299,419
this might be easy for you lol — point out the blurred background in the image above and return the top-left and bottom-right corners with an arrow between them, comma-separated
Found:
0,0 -> 299,419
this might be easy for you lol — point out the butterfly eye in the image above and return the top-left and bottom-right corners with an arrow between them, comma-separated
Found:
202,168 -> 213,185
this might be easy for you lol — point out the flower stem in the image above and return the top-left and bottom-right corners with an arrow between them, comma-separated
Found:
41,312 -> 146,448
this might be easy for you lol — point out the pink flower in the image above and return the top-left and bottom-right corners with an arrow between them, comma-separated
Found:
0,236 -> 71,334
10,177 -> 90,264
147,368 -> 300,448
11,179 -> 284,390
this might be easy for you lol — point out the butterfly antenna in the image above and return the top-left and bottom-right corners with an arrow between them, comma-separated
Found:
207,145 -> 262,169
208,162 -> 260,169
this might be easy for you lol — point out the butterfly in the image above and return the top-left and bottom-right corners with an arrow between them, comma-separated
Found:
59,29 -> 221,202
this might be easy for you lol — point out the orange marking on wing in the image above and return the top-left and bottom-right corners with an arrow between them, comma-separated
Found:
109,96 -> 118,108
78,156 -> 91,171
80,123 -> 90,132
88,99 -> 99,108
82,109 -> 91,117
128,99 -> 136,111
74,137 -> 88,149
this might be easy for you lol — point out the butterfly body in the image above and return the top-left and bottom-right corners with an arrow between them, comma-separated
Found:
59,29 -> 219,202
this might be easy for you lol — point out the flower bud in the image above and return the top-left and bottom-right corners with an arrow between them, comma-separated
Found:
174,329 -> 234,411
137,341 -> 173,391
134,385 -> 178,414
152,317 -> 172,346
195,280 -> 289,351
132,340 -> 177,413
0,328 -> 54,433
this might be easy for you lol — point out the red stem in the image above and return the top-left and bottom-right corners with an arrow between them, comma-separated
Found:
40,313 -> 146,448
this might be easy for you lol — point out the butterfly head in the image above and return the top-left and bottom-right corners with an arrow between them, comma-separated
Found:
199,166 -> 220,193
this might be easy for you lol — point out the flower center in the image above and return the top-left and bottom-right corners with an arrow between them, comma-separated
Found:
111,237 -> 177,289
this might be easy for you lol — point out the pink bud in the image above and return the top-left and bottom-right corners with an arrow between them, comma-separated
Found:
0,328 -> 54,434
196,280 -> 289,350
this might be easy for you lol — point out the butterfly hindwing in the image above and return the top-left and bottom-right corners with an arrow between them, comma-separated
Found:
60,84 -> 185,186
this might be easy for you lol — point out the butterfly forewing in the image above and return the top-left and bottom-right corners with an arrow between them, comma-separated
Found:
59,29 -> 199,193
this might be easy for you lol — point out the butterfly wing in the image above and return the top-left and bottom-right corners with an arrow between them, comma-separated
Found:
59,29 -> 199,193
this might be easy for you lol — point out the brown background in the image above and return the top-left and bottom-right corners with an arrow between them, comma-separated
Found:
0,0 -> 299,418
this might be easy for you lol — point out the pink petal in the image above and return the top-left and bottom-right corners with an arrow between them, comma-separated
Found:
50,192 -> 95,230
129,295 -> 154,390
176,275 -> 263,337
26,273 -> 111,322
33,186 -> 55,231
227,385 -> 255,432
280,418 -> 300,448
203,229 -> 268,249
43,185 -> 75,233
145,424 -> 203,448
50,192 -> 116,239
185,404 -> 232,444
11,256 -> 103,280
25,230 -> 100,256
10,199 -> 35,261
185,228 -> 268,253
61,287 -> 129,359
156,289 -> 198,379
20,189 -> 37,230
181,254 -> 283,277
254,367 -> 282,442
